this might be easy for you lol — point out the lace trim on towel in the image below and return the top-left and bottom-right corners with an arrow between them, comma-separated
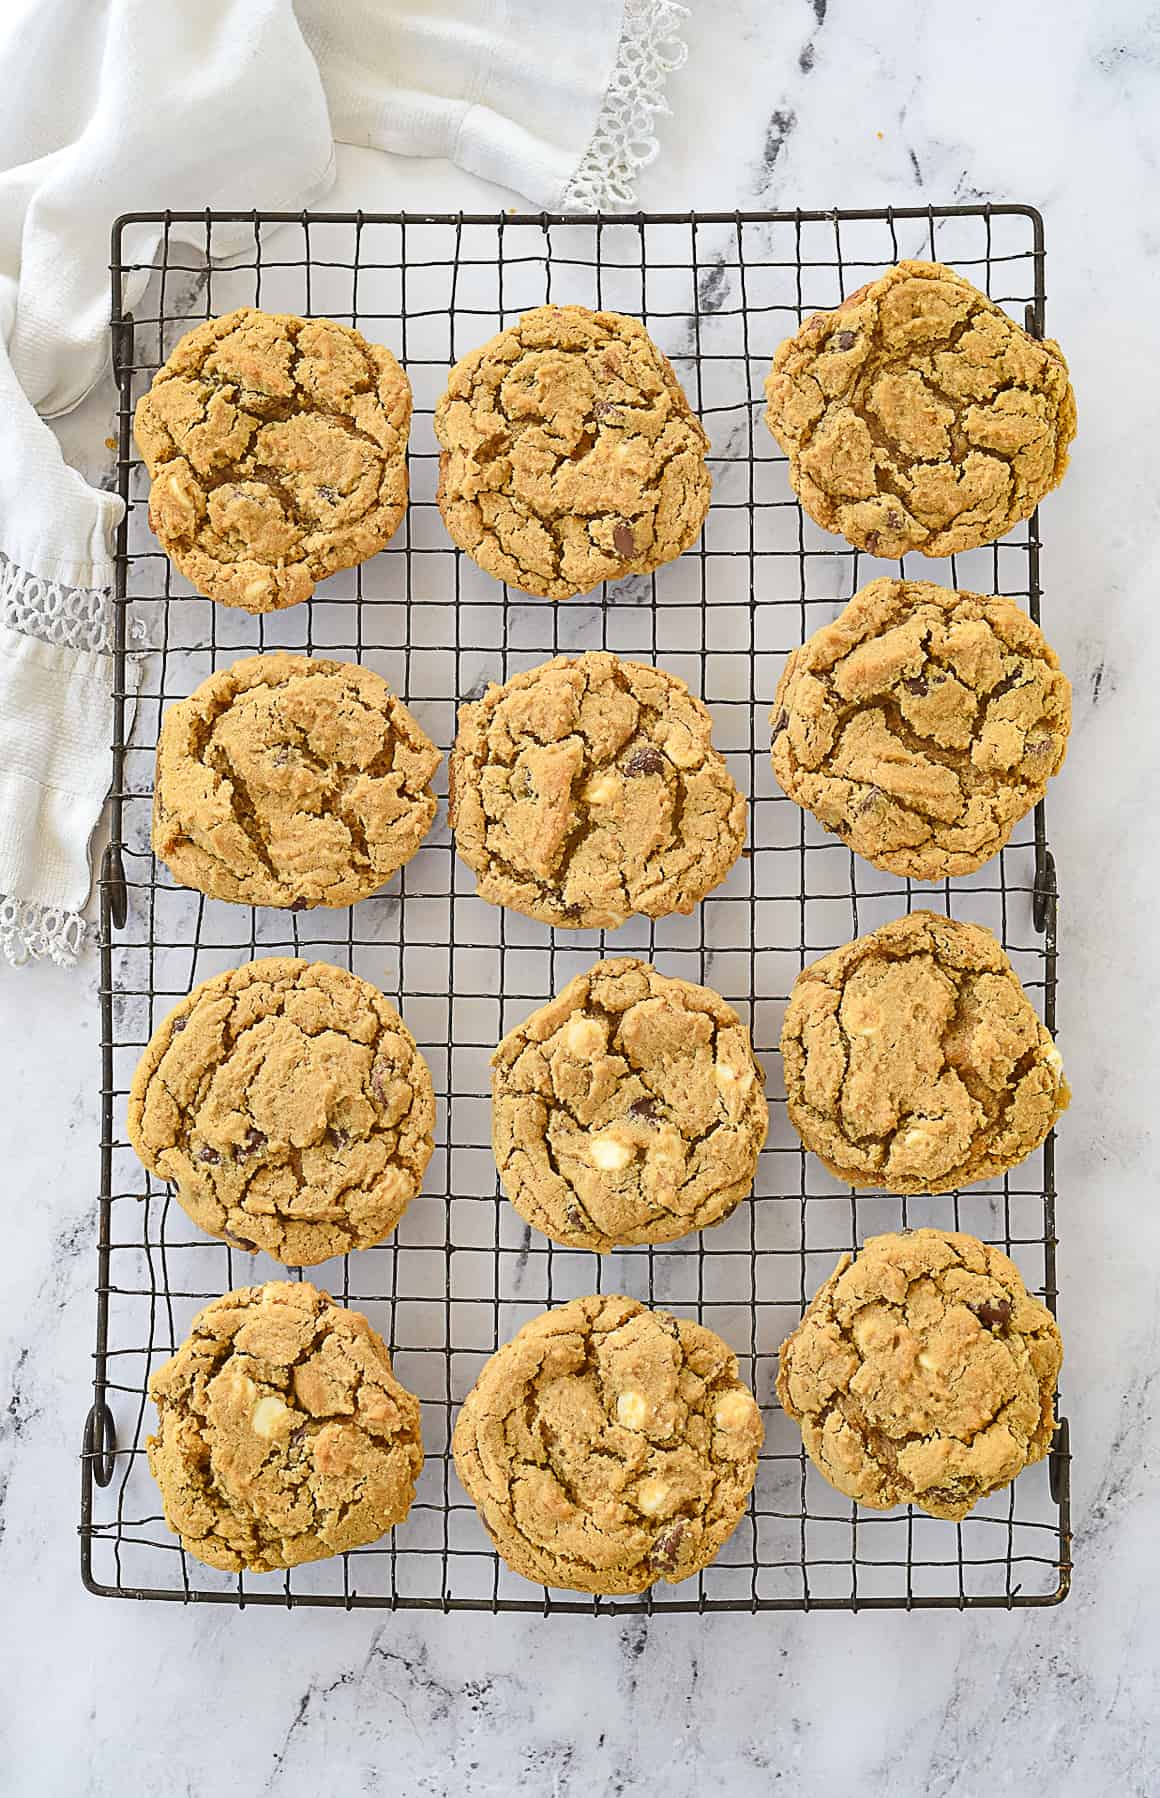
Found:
0,550 -> 113,964
0,895 -> 88,967
0,550 -> 113,653
563,0 -> 689,211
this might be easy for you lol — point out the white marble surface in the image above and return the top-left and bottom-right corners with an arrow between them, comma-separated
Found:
4,1 -> 1160,1792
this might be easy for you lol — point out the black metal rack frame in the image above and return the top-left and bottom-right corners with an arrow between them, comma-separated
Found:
81,205 -> 1070,1611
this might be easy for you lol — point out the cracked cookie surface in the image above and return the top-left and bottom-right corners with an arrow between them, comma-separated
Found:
771,578 -> 1071,879
153,652 -> 440,909
780,912 -> 1068,1193
134,307 -> 410,612
452,1294 -> 762,1593
127,957 -> 435,1266
764,260 -> 1076,558
777,1228 -> 1062,1519
493,958 -> 768,1251
433,306 -> 711,598
449,651 -> 746,928
147,1281 -> 423,1570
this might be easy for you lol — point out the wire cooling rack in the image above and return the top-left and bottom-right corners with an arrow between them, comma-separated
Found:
81,205 -> 1071,1611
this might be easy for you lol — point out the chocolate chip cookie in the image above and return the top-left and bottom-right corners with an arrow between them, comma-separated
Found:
777,1228 -> 1062,1519
127,957 -> 435,1266
147,1281 -> 423,1571
452,1294 -> 763,1593
770,578 -> 1071,879
493,958 -> 768,1251
449,651 -> 746,928
153,652 -> 440,909
781,911 -> 1068,1193
764,260 -> 1076,558
134,308 -> 410,611
433,305 -> 711,598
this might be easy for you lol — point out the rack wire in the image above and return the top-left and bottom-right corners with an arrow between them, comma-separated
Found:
81,206 -> 1071,1611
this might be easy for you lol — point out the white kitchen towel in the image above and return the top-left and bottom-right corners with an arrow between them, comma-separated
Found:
0,0 -> 688,965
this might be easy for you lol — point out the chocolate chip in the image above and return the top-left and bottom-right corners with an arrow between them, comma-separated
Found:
332,1128 -> 350,1150
564,903 -> 583,921
886,509 -> 904,530
197,1146 -> 221,1165
629,1097 -> 657,1121
613,521 -> 636,559
317,484 -> 339,504
170,1017 -> 186,1033
289,897 -> 308,912
272,747 -> 290,767
236,1126 -> 266,1159
990,671 -> 1021,699
832,330 -> 856,351
863,531 -> 880,554
772,708 -> 789,737
222,1229 -> 257,1252
625,746 -> 666,777
1025,737 -> 1054,757
856,785 -> 882,816
904,676 -> 928,697
593,400 -> 621,422
650,1522 -> 686,1572
973,1298 -> 1013,1330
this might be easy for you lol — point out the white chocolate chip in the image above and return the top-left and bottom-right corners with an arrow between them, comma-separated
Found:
656,722 -> 700,769
583,773 -> 619,806
564,1014 -> 604,1058
616,1390 -> 650,1431
843,994 -> 881,1037
715,1061 -> 754,1093
902,1127 -> 931,1152
244,576 -> 270,603
251,1394 -> 293,1439
714,1390 -> 757,1432
1043,1045 -> 1064,1076
636,1477 -> 670,1516
590,1133 -> 633,1172
917,1351 -> 937,1373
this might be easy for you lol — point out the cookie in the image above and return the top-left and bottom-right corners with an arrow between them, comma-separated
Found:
147,1281 -> 423,1570
492,958 -> 768,1251
764,260 -> 1076,558
780,911 -> 1068,1193
770,578 -> 1071,879
433,305 -> 711,598
153,652 -> 440,909
449,651 -> 746,928
452,1295 -> 763,1593
127,957 -> 435,1266
777,1228 -> 1062,1519
134,307 -> 410,611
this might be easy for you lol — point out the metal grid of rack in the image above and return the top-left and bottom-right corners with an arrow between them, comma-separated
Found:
81,205 -> 1070,1611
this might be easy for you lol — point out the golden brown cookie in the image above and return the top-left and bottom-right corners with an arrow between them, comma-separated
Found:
764,260 -> 1076,558
134,308 -> 410,611
777,1228 -> 1062,1520
770,579 -> 1071,879
153,652 -> 440,909
452,1294 -> 763,1593
449,651 -> 746,928
492,958 -> 768,1251
127,957 -> 435,1266
780,911 -> 1068,1193
433,305 -> 711,598
147,1281 -> 423,1571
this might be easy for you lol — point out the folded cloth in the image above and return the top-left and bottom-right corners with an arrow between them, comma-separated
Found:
0,0 -> 688,965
